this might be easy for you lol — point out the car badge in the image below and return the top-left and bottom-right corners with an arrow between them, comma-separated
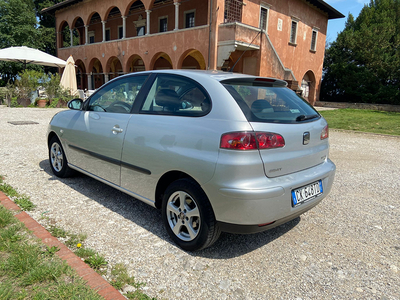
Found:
303,132 -> 310,145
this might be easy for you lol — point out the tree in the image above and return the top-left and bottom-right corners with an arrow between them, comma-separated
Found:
321,0 -> 400,105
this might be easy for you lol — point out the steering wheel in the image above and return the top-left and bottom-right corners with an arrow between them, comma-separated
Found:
108,101 -> 131,112
91,104 -> 106,112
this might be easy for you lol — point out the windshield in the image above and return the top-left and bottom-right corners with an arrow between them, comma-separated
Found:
222,80 -> 320,124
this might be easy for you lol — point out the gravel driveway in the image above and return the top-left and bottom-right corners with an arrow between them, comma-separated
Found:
0,107 -> 399,300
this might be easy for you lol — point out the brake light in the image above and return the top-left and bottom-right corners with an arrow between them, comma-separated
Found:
220,132 -> 285,150
321,125 -> 329,140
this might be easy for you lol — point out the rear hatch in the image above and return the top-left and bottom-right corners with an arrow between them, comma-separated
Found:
222,78 -> 329,178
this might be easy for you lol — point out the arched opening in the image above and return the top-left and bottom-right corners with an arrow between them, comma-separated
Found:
87,12 -> 102,44
106,57 -> 123,80
152,53 -> 173,70
301,71 -> 316,104
75,60 -> 87,90
89,58 -> 104,89
179,50 -> 206,70
127,55 -> 146,72
126,0 -> 146,38
59,21 -> 70,48
105,7 -> 123,41
72,17 -> 85,45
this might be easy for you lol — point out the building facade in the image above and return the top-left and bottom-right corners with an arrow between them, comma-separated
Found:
43,0 -> 343,104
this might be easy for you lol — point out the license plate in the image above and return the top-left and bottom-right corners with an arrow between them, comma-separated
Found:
292,180 -> 323,207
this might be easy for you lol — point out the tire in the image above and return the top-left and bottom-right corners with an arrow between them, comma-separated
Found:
48,136 -> 74,178
162,178 -> 220,251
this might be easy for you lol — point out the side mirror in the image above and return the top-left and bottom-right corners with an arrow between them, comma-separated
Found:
67,98 -> 83,110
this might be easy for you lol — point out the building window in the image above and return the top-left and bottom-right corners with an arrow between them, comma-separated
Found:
259,5 -> 269,33
185,10 -> 195,28
290,19 -> 298,45
105,28 -> 110,41
224,0 -> 243,23
118,26 -> 123,39
311,29 -> 318,51
89,31 -> 95,44
137,26 -> 145,36
159,16 -> 168,32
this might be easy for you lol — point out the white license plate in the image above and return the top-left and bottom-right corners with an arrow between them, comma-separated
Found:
292,180 -> 323,207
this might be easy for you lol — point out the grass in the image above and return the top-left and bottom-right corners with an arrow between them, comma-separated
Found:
319,109 -> 400,136
0,176 -> 156,299
0,205 -> 103,300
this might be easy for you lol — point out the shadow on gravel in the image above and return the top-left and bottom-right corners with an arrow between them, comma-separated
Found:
40,159 -> 300,259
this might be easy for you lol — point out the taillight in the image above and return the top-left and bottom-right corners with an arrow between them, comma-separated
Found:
220,132 -> 285,150
321,125 -> 329,140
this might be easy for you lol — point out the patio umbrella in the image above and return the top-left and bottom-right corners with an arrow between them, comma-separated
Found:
0,46 -> 67,68
60,55 -> 77,96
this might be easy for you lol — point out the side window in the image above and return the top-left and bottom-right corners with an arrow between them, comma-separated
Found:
87,75 -> 148,113
140,74 -> 211,117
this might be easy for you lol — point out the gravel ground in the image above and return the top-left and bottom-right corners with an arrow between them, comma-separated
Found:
0,107 -> 399,300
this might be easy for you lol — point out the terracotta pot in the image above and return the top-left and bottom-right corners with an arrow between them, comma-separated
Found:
37,99 -> 47,108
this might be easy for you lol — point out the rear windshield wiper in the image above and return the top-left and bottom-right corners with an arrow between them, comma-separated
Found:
296,114 -> 319,122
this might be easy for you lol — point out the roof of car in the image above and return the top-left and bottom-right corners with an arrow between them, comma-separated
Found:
122,69 -> 288,86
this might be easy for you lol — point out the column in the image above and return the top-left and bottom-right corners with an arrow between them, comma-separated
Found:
174,2 -> 180,30
102,21 -> 106,42
69,28 -> 73,47
122,16 -> 127,39
146,10 -> 151,35
85,25 -> 89,44
105,74 -> 109,83
87,74 -> 92,90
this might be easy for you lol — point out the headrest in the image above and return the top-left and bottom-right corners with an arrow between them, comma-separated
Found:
251,99 -> 273,113
155,89 -> 180,110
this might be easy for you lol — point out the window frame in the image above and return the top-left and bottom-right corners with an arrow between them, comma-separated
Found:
159,16 -> 168,33
289,18 -> 299,45
259,4 -> 270,33
105,27 -> 111,41
118,25 -> 123,39
88,31 -> 95,44
310,28 -> 318,52
139,74 -> 212,117
184,10 -> 196,28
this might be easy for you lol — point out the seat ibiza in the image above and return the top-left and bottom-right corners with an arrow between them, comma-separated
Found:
48,70 -> 336,251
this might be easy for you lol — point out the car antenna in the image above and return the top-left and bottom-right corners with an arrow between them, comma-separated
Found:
230,29 -> 262,73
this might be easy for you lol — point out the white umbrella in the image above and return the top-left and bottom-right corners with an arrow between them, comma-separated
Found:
60,55 -> 77,96
0,46 -> 67,68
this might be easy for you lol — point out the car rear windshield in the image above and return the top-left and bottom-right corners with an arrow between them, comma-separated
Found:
221,79 -> 320,124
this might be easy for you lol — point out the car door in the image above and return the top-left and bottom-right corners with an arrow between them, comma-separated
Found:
65,75 -> 149,185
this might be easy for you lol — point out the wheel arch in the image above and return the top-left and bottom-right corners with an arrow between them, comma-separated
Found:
47,131 -> 59,147
155,171 -> 199,209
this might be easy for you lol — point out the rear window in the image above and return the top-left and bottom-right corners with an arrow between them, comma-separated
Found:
222,79 -> 320,124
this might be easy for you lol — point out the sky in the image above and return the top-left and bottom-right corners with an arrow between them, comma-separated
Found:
325,0 -> 371,43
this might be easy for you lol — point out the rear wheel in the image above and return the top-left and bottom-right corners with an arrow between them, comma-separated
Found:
49,136 -> 74,178
162,178 -> 220,251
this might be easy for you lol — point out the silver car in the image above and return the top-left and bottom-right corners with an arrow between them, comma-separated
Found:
48,70 -> 336,251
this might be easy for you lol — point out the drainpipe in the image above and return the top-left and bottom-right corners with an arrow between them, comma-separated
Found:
207,0 -> 213,70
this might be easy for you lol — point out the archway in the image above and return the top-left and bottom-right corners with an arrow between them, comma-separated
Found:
151,53 -> 173,70
75,59 -> 87,90
105,7 -> 123,41
126,1 -> 146,38
127,55 -> 146,72
59,21 -> 70,48
87,12 -> 102,44
89,58 -> 104,89
179,50 -> 206,70
106,57 -> 123,80
72,17 -> 85,45
301,70 -> 316,104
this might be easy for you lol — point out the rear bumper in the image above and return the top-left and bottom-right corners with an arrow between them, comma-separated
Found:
203,159 -> 336,228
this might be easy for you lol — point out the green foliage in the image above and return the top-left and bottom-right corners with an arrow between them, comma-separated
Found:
321,0 -> 400,105
74,247 -> 96,259
42,245 -> 60,257
14,70 -> 46,104
84,253 -> 108,272
0,182 -> 18,198
48,225 -> 68,238
110,263 -> 136,290
320,109 -> 400,135
14,196 -> 36,211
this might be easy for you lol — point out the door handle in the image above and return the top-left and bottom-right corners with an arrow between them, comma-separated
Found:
112,126 -> 123,134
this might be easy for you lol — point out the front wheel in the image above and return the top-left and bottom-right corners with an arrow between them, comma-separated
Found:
162,179 -> 220,251
49,136 -> 74,178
